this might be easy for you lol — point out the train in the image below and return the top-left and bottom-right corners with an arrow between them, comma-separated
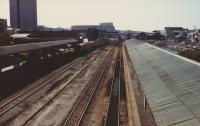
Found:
74,39 -> 109,53
0,39 -> 111,71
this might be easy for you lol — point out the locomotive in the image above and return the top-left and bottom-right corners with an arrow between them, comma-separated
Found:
74,39 -> 108,53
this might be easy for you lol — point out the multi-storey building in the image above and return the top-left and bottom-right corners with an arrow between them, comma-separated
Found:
10,0 -> 37,31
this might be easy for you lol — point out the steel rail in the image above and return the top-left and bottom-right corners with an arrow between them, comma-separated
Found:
63,48 -> 115,126
0,50 -> 101,117
0,58 -> 82,108
0,58 -> 83,116
21,49 -> 107,126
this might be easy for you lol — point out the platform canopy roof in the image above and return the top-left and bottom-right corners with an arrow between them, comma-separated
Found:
126,39 -> 200,126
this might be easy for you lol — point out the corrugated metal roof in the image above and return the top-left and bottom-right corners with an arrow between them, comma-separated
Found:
0,39 -> 78,56
126,39 -> 200,126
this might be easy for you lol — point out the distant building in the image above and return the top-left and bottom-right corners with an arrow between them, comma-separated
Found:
71,23 -> 116,33
188,29 -> 200,43
153,30 -> 162,34
164,27 -> 187,39
9,0 -> 37,31
98,23 -> 116,32
37,25 -> 69,32
71,25 -> 97,32
0,19 -> 7,32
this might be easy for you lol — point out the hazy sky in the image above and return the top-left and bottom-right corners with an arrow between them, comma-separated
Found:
0,0 -> 200,31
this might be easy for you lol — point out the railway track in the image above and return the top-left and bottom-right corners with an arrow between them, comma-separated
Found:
0,58 -> 82,115
62,48 -> 115,126
104,50 -> 122,126
0,49 -> 105,125
0,54 -> 88,107
19,48 -> 112,126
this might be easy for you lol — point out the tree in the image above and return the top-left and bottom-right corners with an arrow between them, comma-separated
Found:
87,27 -> 99,41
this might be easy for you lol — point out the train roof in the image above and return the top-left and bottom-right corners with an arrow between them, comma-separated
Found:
0,39 -> 78,57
